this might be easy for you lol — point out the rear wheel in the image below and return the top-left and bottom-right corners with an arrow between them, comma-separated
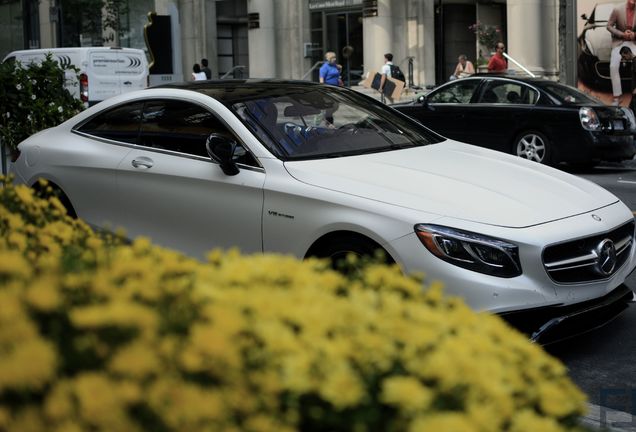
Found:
514,130 -> 553,165
32,181 -> 77,218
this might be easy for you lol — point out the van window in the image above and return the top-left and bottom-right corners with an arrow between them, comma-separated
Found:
76,102 -> 143,144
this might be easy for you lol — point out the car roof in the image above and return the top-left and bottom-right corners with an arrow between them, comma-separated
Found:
153,79 -> 334,103
468,73 -> 548,83
451,74 -> 585,91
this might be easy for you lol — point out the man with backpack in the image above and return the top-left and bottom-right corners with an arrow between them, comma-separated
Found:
379,53 -> 405,103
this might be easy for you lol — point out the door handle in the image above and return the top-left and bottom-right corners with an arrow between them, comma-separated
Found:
131,157 -> 154,169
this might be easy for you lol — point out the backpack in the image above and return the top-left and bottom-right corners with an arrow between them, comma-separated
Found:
389,64 -> 405,82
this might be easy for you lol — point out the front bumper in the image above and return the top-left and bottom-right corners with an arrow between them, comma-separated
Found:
499,284 -> 634,345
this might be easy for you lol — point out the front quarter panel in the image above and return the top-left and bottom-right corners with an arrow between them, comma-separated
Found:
260,159 -> 441,262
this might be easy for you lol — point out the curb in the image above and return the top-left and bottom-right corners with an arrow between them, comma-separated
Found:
582,403 -> 636,431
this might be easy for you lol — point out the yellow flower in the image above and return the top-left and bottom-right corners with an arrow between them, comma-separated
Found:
0,406 -> 10,428
73,373 -> 138,431
381,376 -> 433,412
537,380 -> 587,418
147,379 -> 225,428
0,251 -> 31,279
70,302 -> 158,336
318,363 -> 364,408
109,342 -> 161,379
14,184 -> 35,205
509,409 -> 565,432
25,277 -> 61,312
0,338 -> 57,392
7,231 -> 28,251
409,413 -> 478,432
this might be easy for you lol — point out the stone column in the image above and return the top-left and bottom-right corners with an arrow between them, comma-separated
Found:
274,0 -> 309,80
204,0 -> 218,78
179,0 -> 206,80
248,0 -> 276,78
362,0 -> 393,77
39,0 -> 57,48
410,0 -> 434,88
507,0 -> 558,77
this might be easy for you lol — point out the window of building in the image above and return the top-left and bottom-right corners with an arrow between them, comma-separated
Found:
0,0 -> 28,55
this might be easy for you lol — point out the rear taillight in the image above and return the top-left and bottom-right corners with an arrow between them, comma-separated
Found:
79,73 -> 88,102
621,107 -> 636,131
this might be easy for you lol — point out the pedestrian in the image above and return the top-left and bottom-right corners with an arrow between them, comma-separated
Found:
379,53 -> 394,93
607,0 -> 636,106
487,42 -> 508,73
192,63 -> 207,81
201,58 -> 212,79
450,54 -> 475,80
618,46 -> 636,110
319,51 -> 342,86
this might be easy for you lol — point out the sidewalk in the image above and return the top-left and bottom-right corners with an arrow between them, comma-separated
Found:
582,404 -> 636,432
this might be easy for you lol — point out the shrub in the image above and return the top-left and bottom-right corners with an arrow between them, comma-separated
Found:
0,54 -> 84,153
0,176 -> 588,431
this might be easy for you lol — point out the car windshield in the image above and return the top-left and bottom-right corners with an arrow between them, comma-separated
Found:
540,82 -> 599,106
230,87 -> 442,160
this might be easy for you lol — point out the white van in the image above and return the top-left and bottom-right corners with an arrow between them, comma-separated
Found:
3,47 -> 149,106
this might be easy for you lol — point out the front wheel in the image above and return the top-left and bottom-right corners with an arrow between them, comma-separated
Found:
513,130 -> 553,165
308,235 -> 394,274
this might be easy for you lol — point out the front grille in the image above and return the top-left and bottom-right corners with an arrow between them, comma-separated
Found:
543,220 -> 634,283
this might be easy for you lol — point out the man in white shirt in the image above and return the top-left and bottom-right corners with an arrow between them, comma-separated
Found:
379,53 -> 394,102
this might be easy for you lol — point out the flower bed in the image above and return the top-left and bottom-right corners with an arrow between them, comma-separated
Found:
0,176 -> 588,431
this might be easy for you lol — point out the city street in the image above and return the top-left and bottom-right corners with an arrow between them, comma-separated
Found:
547,160 -> 636,413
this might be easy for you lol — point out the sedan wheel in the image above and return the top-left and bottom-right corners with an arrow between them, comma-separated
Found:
514,131 -> 552,165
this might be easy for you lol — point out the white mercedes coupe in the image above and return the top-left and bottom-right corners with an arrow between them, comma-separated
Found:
11,80 -> 635,343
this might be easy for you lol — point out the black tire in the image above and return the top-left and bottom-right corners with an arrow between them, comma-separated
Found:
513,130 -> 553,165
309,235 -> 394,272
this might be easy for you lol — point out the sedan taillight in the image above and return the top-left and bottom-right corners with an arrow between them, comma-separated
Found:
621,107 -> 636,131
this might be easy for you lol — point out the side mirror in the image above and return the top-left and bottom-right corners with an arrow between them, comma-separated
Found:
206,134 -> 240,176
418,95 -> 433,110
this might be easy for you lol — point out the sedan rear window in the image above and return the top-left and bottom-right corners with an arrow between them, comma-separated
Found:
541,83 -> 599,105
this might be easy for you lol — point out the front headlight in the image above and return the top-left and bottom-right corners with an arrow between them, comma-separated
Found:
621,107 -> 636,131
579,107 -> 600,131
415,224 -> 522,278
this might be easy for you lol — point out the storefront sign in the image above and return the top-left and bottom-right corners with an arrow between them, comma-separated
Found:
309,0 -> 362,10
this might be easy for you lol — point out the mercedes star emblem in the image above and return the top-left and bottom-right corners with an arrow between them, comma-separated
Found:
595,238 -> 617,276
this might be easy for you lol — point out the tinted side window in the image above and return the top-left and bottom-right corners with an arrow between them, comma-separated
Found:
428,80 -> 480,104
76,102 -> 143,143
479,81 -> 539,105
139,100 -> 231,158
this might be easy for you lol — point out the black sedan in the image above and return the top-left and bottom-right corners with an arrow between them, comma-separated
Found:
394,75 -> 636,166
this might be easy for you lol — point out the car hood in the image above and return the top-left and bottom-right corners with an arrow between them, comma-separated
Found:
283,141 -> 618,228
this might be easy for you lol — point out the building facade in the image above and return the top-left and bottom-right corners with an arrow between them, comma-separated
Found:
0,0 -> 570,87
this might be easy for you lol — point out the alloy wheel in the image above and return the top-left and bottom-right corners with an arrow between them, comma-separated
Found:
516,133 -> 547,163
